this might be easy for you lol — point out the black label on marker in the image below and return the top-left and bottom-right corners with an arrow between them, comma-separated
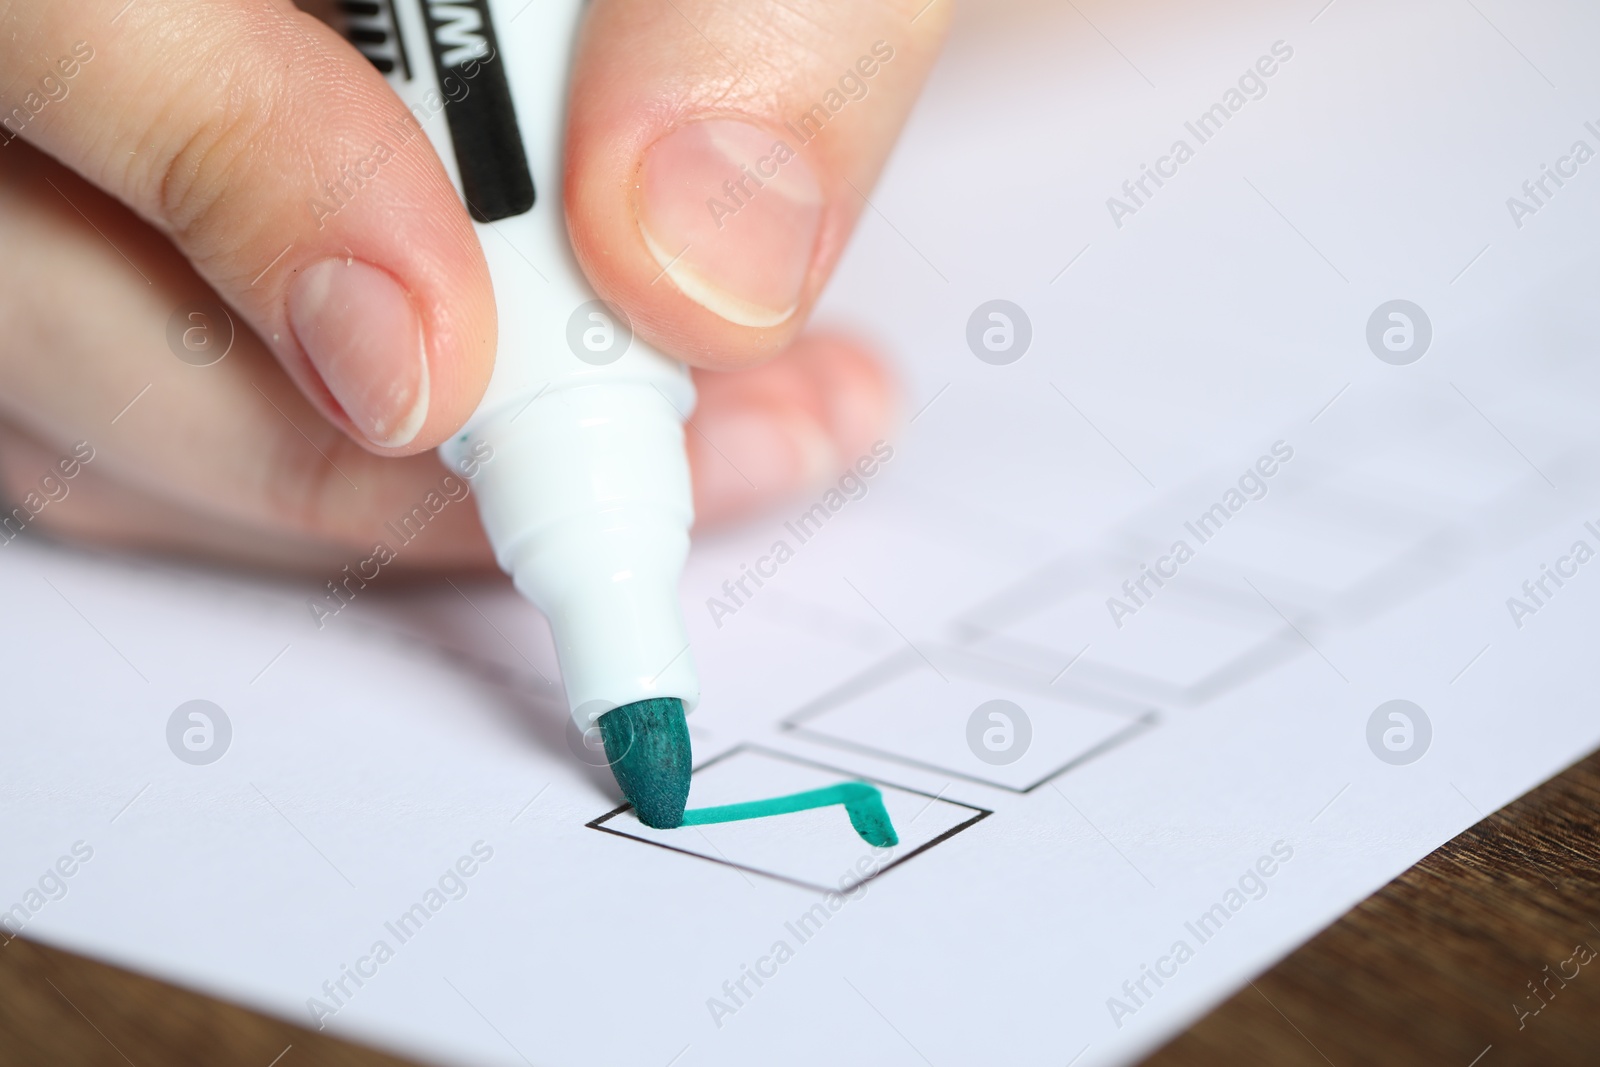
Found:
419,0 -> 536,221
340,0 -> 414,80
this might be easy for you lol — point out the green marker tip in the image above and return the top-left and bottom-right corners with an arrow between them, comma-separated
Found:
599,697 -> 692,829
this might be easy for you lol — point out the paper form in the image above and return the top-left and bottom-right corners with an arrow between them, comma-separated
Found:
5,1 -> 1600,1064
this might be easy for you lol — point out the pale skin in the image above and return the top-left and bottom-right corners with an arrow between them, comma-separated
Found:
0,0 -> 951,571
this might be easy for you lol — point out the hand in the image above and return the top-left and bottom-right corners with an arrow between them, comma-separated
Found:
0,0 -> 949,571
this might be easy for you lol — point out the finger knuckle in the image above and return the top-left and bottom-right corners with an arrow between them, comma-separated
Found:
152,69 -> 279,255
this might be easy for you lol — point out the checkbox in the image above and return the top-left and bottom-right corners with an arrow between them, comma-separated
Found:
588,746 -> 989,893
781,647 -> 1153,793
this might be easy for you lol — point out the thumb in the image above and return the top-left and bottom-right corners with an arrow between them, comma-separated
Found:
1,0 -> 494,453
564,0 -> 951,370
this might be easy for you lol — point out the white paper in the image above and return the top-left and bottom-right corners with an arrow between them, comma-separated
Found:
5,2 -> 1600,1064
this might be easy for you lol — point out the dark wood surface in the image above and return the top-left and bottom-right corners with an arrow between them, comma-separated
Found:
4,749 -> 1597,1066
1142,746 -> 1600,1067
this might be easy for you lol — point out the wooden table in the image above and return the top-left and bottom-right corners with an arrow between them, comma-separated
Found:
5,750 -> 1596,1066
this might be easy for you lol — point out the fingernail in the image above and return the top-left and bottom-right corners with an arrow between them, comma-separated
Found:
637,119 -> 823,328
695,405 -> 839,499
288,258 -> 430,448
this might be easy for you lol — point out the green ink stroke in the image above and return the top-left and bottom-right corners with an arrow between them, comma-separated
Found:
680,782 -> 899,847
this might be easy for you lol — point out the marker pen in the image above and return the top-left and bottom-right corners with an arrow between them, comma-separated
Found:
337,0 -> 695,826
